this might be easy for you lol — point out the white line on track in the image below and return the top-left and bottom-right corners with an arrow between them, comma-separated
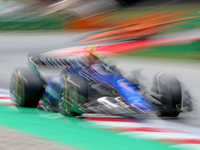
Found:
120,131 -> 200,140
0,88 -> 9,94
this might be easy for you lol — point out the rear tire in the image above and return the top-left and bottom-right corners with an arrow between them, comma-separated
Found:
10,67 -> 44,108
152,72 -> 182,117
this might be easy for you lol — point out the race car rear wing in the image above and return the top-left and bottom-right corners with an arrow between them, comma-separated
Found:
28,55 -> 73,69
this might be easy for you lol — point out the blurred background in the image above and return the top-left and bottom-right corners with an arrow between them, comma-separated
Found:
1,1 -> 200,150
0,0 -> 200,59
0,0 -> 200,32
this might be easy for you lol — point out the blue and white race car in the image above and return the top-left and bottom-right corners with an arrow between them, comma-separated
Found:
10,50 -> 192,118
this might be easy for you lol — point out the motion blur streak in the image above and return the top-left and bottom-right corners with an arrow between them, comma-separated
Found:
1,0 -> 200,150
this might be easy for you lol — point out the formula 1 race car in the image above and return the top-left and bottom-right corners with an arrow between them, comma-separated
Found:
10,50 -> 192,118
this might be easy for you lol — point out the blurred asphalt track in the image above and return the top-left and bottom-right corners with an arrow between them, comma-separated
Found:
1,30 -> 200,149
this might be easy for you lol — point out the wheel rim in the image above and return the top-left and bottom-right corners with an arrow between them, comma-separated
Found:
59,85 -> 73,116
59,75 -> 80,116
10,73 -> 24,106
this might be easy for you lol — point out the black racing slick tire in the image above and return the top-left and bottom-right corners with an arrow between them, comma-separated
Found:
10,67 -> 44,108
152,72 -> 182,117
59,71 -> 88,116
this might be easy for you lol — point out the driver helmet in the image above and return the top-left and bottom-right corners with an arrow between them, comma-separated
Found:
84,46 -> 105,64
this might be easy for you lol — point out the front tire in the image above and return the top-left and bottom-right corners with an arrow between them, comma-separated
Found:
59,71 -> 88,116
152,72 -> 182,117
